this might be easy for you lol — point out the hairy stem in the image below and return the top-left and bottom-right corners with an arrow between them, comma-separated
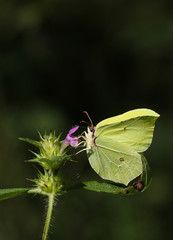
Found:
42,189 -> 55,240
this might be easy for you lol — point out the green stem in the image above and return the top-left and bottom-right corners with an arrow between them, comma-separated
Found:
42,189 -> 55,240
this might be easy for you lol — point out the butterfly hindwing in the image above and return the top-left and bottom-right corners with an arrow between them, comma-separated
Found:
87,136 -> 142,185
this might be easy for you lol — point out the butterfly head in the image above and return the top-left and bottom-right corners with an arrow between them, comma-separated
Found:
81,111 -> 98,149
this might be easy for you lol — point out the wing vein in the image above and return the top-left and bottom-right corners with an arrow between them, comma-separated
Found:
99,148 -> 121,168
98,143 -> 137,158
95,147 -> 104,173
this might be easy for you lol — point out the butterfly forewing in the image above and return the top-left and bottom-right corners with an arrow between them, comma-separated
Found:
87,136 -> 142,185
95,111 -> 159,152
96,109 -> 159,128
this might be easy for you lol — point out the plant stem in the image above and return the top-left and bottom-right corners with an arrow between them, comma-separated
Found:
42,189 -> 55,240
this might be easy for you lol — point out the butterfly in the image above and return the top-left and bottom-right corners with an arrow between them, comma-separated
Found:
83,109 -> 159,185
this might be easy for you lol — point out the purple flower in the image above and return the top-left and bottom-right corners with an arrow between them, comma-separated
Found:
64,126 -> 79,146
60,126 -> 79,153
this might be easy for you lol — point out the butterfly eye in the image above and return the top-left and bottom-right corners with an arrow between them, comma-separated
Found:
89,126 -> 95,133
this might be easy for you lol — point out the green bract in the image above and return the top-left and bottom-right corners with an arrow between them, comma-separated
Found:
20,132 -> 71,170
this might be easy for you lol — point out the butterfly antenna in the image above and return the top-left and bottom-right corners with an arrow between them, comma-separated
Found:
83,111 -> 93,126
80,120 -> 90,125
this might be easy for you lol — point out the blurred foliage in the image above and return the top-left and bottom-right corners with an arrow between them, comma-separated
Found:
0,0 -> 173,239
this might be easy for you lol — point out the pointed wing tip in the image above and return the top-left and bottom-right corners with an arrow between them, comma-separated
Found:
131,108 -> 160,117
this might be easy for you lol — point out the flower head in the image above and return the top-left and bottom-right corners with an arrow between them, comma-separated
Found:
64,126 -> 79,146
60,126 -> 79,153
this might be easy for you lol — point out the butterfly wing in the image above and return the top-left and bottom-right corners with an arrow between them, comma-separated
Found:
87,136 -> 142,185
95,109 -> 159,152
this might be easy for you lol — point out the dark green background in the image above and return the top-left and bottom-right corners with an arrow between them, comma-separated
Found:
0,0 -> 172,239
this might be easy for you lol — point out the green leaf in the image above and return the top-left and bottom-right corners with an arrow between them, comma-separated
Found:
30,155 -> 71,170
0,188 -> 29,201
19,137 -> 41,148
82,180 -> 143,195
82,181 -> 128,194
82,180 -> 145,195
